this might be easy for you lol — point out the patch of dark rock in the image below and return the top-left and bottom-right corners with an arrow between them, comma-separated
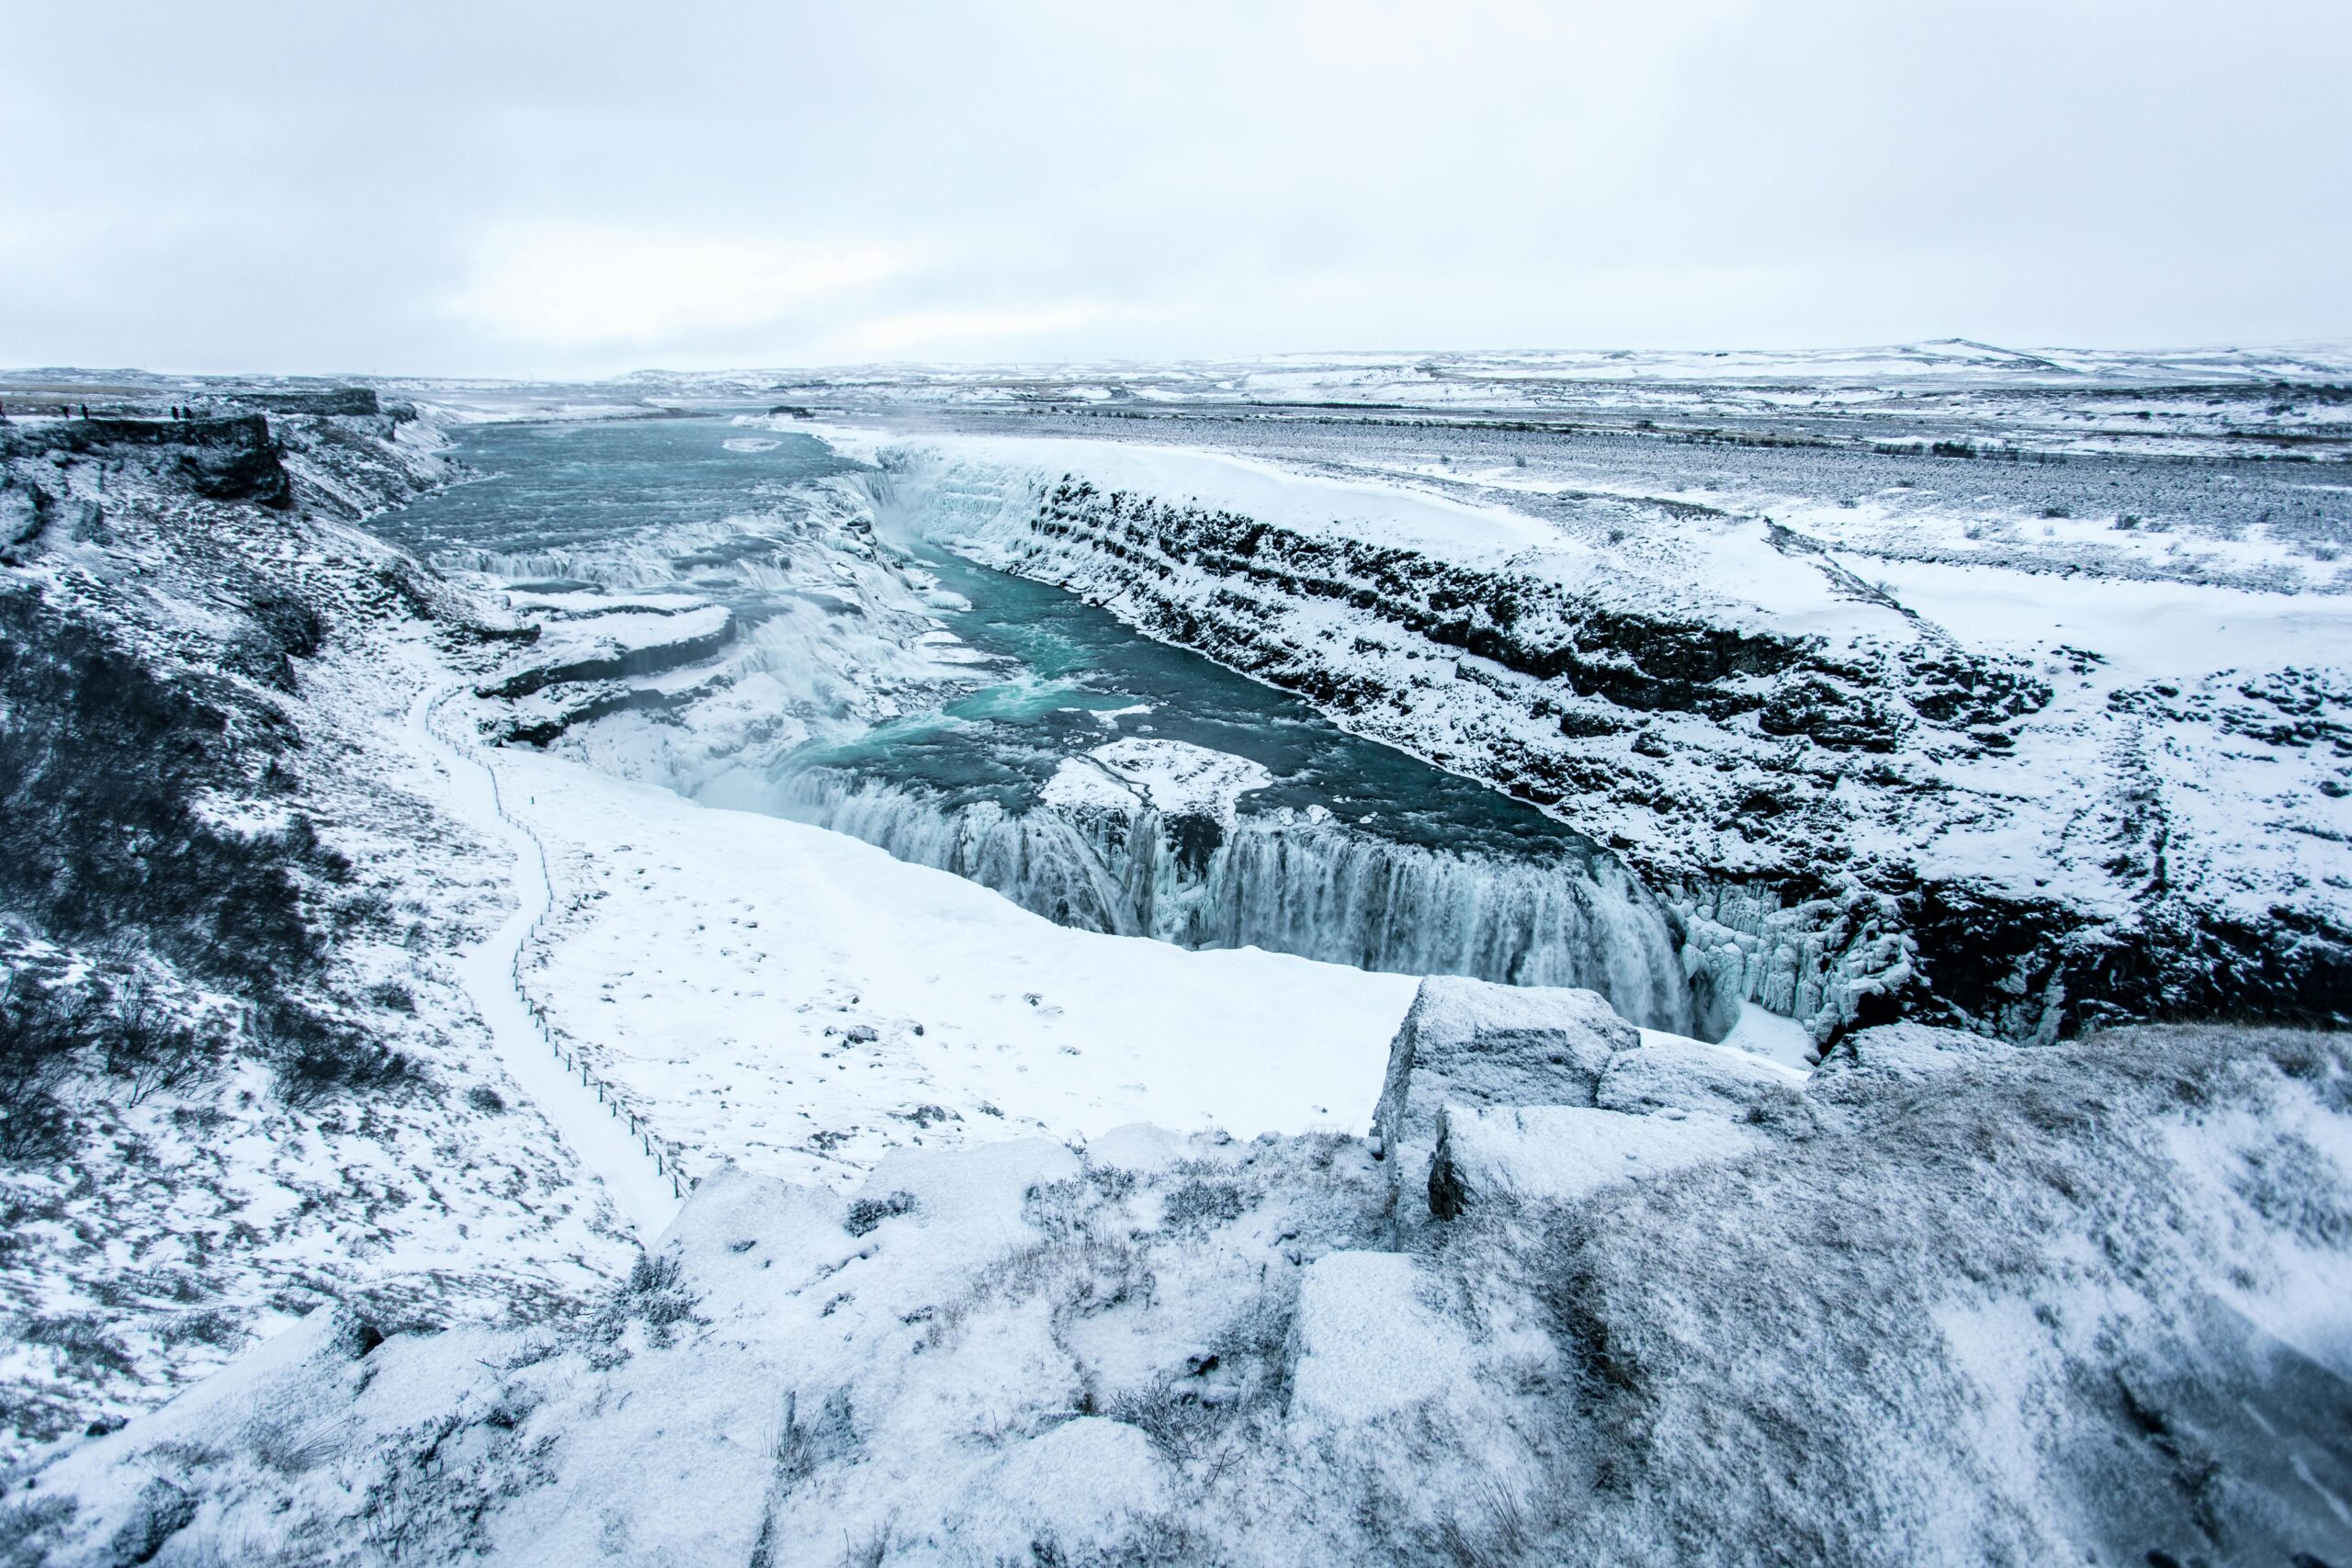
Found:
844,1190 -> 918,1235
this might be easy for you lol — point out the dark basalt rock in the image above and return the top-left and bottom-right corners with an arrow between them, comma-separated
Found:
1758,676 -> 1908,751
480,615 -> 736,700
1905,882 -> 2352,1039
1904,650 -> 2052,727
234,387 -> 381,418
1036,479 -> 1815,719
1164,811 -> 1226,879
237,592 -> 327,691
5,413 -> 293,508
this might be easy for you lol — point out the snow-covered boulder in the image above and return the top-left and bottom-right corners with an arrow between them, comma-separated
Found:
1370,976 -> 1637,1217
1807,1020 -> 2016,1106
1596,1033 -> 1805,1121
1372,976 -> 1634,1152
1427,1103 -> 1765,1217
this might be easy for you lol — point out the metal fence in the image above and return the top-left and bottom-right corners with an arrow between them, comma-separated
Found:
432,690 -> 691,1201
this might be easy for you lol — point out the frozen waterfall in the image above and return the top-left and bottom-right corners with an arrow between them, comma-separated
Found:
769,769 -> 1703,1036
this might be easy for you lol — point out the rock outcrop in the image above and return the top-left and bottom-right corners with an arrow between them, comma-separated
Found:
1371,975 -> 1806,1224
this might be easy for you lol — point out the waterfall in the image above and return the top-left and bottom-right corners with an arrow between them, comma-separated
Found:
764,769 -> 1702,1036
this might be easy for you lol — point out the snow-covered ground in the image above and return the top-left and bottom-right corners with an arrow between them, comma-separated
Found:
0,407 -> 645,1459
20,1010 -> 2348,1568
410,684 -> 682,1239
489,743 -> 1415,1190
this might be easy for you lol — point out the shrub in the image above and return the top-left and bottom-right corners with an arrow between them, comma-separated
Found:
0,1494 -> 75,1568
0,590 -> 328,994
0,966 -> 92,1159
254,1003 -> 414,1105
97,975 -> 226,1106
843,1190 -> 916,1236
1161,1177 -> 1247,1231
592,1251 -> 703,1353
18,1314 -> 137,1379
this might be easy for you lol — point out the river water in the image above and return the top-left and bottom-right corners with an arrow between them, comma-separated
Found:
378,414 -> 1711,1035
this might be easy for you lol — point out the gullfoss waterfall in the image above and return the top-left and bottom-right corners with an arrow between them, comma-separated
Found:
380,416 -> 1715,1037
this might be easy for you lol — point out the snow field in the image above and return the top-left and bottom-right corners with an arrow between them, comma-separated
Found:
487,742 -> 1419,1190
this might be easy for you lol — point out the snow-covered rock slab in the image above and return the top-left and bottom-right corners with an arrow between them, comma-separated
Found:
480,602 -> 734,700
1372,976 -> 1638,1152
1807,1020 -> 2018,1105
1289,1250 -> 1469,1425
1370,976 -> 1639,1220
1428,1103 -> 1764,1217
1041,736 -> 1272,823
1597,1032 -> 1806,1120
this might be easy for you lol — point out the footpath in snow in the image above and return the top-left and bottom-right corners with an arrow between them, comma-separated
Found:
407,683 -> 682,1239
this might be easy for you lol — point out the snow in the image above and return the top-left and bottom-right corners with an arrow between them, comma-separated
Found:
1643,1000 -> 1817,1073
22,1016 -> 2352,1566
1434,1102 -> 1765,1205
1713,1000 -> 1817,1070
1289,1251 -> 1467,1424
410,684 -> 681,1238
1040,736 -> 1272,822
1037,756 -> 1144,813
1374,975 -> 1637,1151
492,744 -> 1418,1189
956,1417 -> 1175,1559
1859,552 -> 2348,684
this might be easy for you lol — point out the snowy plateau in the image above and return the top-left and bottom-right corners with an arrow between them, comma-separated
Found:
0,346 -> 2346,1567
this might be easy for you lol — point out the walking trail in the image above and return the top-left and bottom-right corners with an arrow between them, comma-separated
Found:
407,682 -> 682,1241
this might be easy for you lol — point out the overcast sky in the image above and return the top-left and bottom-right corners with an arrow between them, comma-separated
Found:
3,1 -> 2345,377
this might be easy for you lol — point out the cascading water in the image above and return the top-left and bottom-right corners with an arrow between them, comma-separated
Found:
768,767 -> 1702,1036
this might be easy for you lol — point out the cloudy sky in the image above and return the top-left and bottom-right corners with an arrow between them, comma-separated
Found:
3,1 -> 2345,377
